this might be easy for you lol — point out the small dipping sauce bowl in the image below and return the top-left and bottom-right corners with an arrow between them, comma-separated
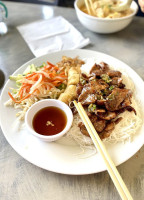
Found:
25,99 -> 73,142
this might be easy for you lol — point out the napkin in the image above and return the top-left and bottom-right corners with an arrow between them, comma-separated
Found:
17,16 -> 90,57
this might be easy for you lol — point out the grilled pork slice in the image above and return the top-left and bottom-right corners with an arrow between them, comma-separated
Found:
78,80 -> 108,105
105,88 -> 132,111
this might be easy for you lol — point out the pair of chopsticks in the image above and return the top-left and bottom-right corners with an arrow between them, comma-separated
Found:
84,0 -> 95,15
84,0 -> 92,15
73,101 -> 133,200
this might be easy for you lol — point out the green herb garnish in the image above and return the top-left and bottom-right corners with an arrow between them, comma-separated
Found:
88,104 -> 96,113
101,74 -> 112,83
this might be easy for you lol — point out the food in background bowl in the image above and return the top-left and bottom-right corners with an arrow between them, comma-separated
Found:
74,0 -> 138,33
80,0 -> 133,18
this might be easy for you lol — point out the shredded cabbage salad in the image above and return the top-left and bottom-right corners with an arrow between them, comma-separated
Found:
5,61 -> 67,120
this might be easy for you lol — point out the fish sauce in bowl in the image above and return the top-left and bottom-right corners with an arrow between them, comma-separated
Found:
32,106 -> 67,136
25,99 -> 73,142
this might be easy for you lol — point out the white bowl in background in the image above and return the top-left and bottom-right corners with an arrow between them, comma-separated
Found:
25,99 -> 73,142
74,0 -> 138,34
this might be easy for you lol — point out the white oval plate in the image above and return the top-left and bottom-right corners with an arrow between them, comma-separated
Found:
0,49 -> 144,175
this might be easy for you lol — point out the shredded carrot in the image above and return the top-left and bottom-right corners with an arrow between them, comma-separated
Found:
8,61 -> 68,103
47,61 -> 59,70
8,92 -> 31,103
